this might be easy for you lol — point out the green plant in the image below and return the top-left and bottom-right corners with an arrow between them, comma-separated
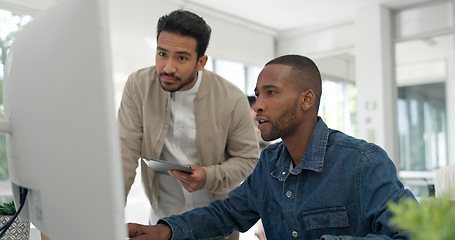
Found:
0,201 -> 16,215
388,195 -> 455,240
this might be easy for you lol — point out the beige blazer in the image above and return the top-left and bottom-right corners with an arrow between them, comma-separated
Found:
117,66 -> 260,213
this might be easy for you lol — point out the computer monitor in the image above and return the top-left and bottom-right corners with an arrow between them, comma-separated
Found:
2,0 -> 127,239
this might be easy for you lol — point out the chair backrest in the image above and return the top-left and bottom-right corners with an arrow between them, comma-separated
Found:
434,164 -> 455,200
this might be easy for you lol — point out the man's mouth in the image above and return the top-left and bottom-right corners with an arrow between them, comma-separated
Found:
159,73 -> 180,84
256,118 -> 270,129
162,77 -> 177,84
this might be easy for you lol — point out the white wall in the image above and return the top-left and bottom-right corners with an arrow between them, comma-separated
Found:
314,55 -> 356,83
354,5 -> 398,161
277,22 -> 355,59
276,21 -> 357,91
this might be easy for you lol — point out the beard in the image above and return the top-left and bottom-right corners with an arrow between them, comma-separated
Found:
158,71 -> 197,92
261,98 -> 300,141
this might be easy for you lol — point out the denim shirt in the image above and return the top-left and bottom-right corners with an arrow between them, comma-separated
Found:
162,118 -> 416,240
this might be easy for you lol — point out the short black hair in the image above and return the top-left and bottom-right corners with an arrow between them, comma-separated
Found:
157,10 -> 211,59
265,55 -> 322,109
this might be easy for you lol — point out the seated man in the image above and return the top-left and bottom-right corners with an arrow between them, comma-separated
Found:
128,54 -> 416,240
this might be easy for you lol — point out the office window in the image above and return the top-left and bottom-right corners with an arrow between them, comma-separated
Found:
209,57 -> 261,96
0,9 -> 32,202
397,83 -> 447,171
246,66 -> 261,96
204,55 -> 214,71
213,59 -> 246,92
320,79 -> 357,136
394,0 -> 454,197
395,34 -> 452,174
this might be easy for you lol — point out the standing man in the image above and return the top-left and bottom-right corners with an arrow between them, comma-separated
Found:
118,10 -> 260,240
128,55 -> 416,240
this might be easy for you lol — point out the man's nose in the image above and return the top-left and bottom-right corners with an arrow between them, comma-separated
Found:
163,59 -> 177,73
252,99 -> 263,113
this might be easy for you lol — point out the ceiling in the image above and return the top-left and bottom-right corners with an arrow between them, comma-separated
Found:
166,0 -> 436,32
1,0 -> 436,33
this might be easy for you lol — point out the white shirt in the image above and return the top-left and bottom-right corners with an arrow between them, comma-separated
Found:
150,71 -> 211,223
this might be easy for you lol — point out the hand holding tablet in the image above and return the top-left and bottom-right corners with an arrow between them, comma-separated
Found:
142,156 -> 193,175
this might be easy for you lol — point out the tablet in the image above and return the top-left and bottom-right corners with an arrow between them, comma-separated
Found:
141,156 -> 193,175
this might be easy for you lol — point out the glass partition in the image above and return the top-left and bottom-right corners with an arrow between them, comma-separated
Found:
397,82 -> 447,171
394,1 -> 454,197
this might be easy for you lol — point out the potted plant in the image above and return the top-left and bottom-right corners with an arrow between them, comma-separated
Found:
0,201 -> 30,240
388,194 -> 455,240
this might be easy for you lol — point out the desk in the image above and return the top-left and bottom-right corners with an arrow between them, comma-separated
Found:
29,228 -> 40,240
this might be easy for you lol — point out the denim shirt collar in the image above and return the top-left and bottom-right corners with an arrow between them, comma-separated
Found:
271,117 -> 329,181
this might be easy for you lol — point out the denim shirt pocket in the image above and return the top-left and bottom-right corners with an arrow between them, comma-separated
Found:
301,207 -> 350,238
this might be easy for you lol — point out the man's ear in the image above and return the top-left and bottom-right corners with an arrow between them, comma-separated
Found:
301,89 -> 315,111
197,55 -> 208,71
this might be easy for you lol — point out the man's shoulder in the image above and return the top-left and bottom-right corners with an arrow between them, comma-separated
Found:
327,129 -> 381,155
326,130 -> 394,171
129,66 -> 156,80
124,66 -> 159,90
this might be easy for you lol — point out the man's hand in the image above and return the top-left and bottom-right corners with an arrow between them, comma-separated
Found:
169,164 -> 206,192
128,223 -> 172,240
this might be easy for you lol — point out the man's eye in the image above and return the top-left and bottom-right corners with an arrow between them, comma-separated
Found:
158,52 -> 166,57
267,90 -> 275,95
178,56 -> 188,61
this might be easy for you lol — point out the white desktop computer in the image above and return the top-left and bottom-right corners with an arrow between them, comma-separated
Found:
1,0 -> 127,238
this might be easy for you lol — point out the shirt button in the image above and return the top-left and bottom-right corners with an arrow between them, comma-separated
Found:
292,230 -> 299,238
286,191 -> 292,198
282,171 -> 286,175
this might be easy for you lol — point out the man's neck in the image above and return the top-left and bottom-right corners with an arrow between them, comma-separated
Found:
283,116 -> 318,167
